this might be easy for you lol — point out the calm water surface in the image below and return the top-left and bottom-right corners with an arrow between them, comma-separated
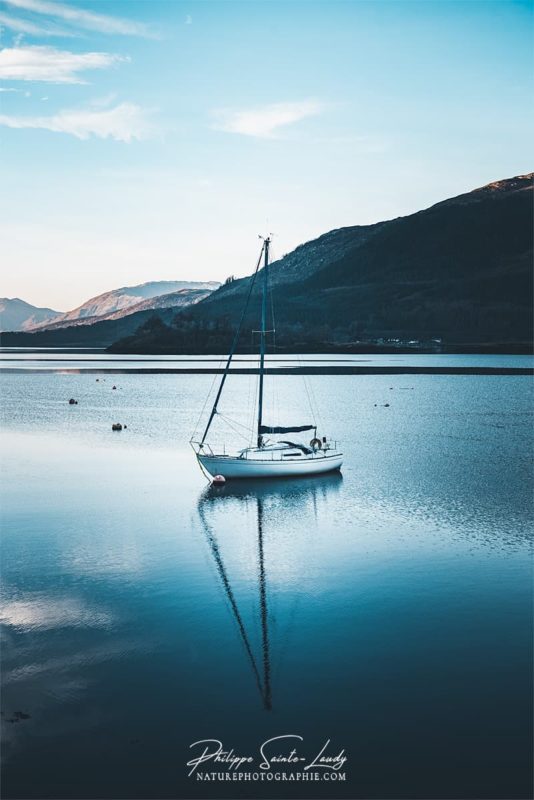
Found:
0,358 -> 532,799
1,349 -> 532,372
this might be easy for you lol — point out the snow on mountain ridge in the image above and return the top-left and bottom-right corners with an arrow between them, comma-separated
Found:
29,280 -> 220,330
33,287 -> 216,331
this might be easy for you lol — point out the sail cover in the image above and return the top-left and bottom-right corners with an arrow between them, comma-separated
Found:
259,424 -> 315,434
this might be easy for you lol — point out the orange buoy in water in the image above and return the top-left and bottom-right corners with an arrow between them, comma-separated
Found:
212,474 -> 226,485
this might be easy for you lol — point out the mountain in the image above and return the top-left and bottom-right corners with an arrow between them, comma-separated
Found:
0,280 -> 220,346
0,306 -> 186,348
29,280 -> 220,330
0,298 -> 62,332
33,287 -> 216,331
109,173 -> 533,353
107,287 -> 215,317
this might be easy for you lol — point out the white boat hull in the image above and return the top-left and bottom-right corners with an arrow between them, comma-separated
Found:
198,452 -> 343,479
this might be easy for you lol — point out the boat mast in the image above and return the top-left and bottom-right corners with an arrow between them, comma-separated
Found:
257,237 -> 269,448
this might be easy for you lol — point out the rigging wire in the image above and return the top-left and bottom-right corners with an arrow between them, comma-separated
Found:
218,417 -> 253,443
291,284 -> 322,433
199,242 -> 265,445
307,370 -> 324,434
251,330 -> 260,445
192,362 -> 224,441
245,359 -> 253,445
299,355 -> 318,427
195,234 -> 329,448
217,411 -> 254,436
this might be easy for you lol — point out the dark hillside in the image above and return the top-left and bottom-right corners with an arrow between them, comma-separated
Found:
113,173 -> 531,352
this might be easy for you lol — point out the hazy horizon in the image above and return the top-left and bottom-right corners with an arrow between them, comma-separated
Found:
1,0 -> 532,310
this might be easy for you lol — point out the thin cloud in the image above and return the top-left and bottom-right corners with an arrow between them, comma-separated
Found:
0,10 -> 72,35
4,0 -> 154,37
0,101 -> 155,141
212,100 -> 325,138
0,45 -> 128,83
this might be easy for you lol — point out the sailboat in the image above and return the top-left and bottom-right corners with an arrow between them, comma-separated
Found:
191,236 -> 343,480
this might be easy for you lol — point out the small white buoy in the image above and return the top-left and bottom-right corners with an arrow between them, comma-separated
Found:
212,474 -> 226,485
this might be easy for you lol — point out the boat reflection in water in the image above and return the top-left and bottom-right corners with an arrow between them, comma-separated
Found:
196,473 -> 342,710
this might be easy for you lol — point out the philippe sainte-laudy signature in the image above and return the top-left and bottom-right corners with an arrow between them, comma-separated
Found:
187,735 -> 347,777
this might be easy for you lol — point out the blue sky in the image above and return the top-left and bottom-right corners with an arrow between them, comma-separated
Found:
0,0 -> 532,310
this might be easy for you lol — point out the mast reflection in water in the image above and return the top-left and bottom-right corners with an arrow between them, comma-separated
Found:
196,473 -> 343,711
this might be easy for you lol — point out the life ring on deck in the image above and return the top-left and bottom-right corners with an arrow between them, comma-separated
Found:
310,437 -> 322,450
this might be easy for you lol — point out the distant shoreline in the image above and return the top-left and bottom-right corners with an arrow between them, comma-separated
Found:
106,341 -> 534,356
2,366 -> 532,376
1,336 -> 533,357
